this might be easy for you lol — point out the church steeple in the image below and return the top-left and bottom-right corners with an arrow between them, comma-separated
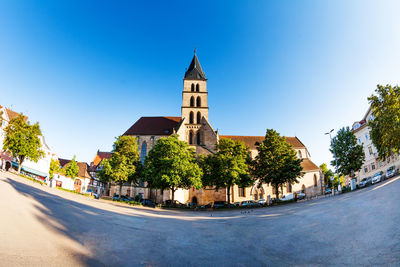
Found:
184,52 -> 206,80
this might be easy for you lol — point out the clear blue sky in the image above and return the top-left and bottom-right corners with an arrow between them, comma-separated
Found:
1,1 -> 399,167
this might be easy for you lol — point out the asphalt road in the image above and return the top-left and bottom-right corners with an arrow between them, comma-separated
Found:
0,171 -> 399,267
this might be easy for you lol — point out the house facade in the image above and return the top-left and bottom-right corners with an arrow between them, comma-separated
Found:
109,53 -> 322,204
351,107 -> 400,183
51,158 -> 92,193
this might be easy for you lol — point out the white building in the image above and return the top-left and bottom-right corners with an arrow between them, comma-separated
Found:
351,106 -> 400,183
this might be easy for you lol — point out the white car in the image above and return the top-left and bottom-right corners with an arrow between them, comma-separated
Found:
372,171 -> 384,184
280,193 -> 294,201
257,199 -> 267,205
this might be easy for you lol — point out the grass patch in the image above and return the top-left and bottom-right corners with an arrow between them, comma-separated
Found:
56,187 -> 91,197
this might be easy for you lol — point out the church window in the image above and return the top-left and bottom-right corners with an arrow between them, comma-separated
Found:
196,96 -> 201,107
196,132 -> 201,145
298,150 -> 302,158
239,187 -> 245,197
140,141 -> 147,164
189,112 -> 194,124
197,112 -> 201,124
191,83 -> 195,92
189,131 -> 193,145
196,83 -> 200,92
313,174 -> 318,187
190,96 -> 195,107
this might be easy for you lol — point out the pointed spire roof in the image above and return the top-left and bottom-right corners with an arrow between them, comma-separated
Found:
184,52 -> 206,80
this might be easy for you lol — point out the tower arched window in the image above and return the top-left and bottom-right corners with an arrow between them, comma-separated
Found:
140,141 -> 147,164
313,174 -> 318,187
191,83 -> 195,92
196,84 -> 200,92
189,131 -> 193,145
189,112 -> 194,124
196,96 -> 201,107
197,112 -> 201,124
196,132 -> 201,145
190,96 -> 195,107
298,150 -> 302,158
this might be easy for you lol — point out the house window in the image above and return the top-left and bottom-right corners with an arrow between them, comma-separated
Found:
368,146 -> 373,155
197,112 -> 201,124
364,166 -> 368,173
358,138 -> 362,144
191,83 -> 195,92
196,96 -> 201,107
140,141 -> 147,164
371,163 -> 375,170
239,187 -> 245,197
365,134 -> 369,140
190,96 -> 195,107
313,174 -> 318,187
196,84 -> 200,92
287,183 -> 292,193
189,112 -> 194,124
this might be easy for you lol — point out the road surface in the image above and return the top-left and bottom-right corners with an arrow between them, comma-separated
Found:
0,171 -> 399,266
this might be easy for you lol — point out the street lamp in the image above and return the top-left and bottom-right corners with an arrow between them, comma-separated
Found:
325,129 -> 341,194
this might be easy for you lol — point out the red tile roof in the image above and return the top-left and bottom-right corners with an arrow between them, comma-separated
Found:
219,135 -> 306,150
301,158 -> 320,172
124,116 -> 182,136
58,158 -> 91,178
93,151 -> 112,167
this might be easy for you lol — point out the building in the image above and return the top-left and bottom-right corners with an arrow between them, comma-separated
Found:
0,105 -> 54,180
87,150 -> 111,195
351,106 -> 400,183
112,52 -> 322,204
51,158 -> 92,193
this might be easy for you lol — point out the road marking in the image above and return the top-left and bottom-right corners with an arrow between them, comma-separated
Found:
372,176 -> 400,191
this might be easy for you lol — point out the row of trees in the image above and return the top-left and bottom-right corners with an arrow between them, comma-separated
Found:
323,84 -> 400,187
99,129 -> 305,201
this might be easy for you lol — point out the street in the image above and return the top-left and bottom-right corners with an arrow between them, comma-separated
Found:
0,171 -> 399,266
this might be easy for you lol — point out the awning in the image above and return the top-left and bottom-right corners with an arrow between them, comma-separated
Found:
12,162 -> 49,178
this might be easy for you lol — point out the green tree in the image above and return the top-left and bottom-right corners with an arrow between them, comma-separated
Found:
319,163 -> 334,188
329,127 -> 365,180
199,138 -> 253,203
65,156 -> 79,178
252,129 -> 303,201
99,136 -> 140,196
49,158 -> 61,178
3,114 -> 44,174
368,84 -> 400,160
144,135 -> 202,201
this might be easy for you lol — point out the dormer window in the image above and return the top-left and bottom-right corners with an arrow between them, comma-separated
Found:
353,123 -> 360,130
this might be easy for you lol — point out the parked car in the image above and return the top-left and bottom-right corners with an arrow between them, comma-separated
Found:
233,202 -> 241,207
165,200 -> 185,207
86,189 -> 99,199
386,166 -> 396,179
141,199 -> 157,208
112,194 -> 121,201
200,202 -> 213,209
359,177 -> 372,188
325,188 -> 332,194
213,201 -> 228,208
120,195 -> 133,202
240,200 -> 261,207
372,171 -> 384,184
280,193 -> 294,201
257,199 -> 267,205
296,192 -> 306,200
186,202 -> 197,208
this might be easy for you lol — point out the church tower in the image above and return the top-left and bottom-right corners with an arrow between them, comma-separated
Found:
181,52 -> 209,146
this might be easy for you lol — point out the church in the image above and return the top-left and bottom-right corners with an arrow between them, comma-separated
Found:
114,52 -> 323,204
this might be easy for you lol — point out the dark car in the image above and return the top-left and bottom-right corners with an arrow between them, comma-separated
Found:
325,188 -> 332,194
200,202 -> 213,209
112,194 -> 120,201
213,201 -> 228,208
165,200 -> 185,207
141,199 -> 157,208
120,195 -> 133,202
359,177 -> 372,188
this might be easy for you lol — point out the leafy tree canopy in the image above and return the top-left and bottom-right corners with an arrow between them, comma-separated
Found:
368,84 -> 400,160
99,135 -> 140,195
252,129 -> 303,200
3,114 -> 44,173
49,158 -> 61,178
65,156 -> 79,178
329,127 -> 365,177
319,163 -> 334,187
144,135 -> 202,201
199,138 -> 253,203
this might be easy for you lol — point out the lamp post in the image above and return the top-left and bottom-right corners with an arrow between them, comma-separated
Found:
325,129 -> 341,194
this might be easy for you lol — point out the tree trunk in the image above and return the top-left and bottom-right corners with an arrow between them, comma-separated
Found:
171,188 -> 175,202
227,185 -> 231,204
275,184 -> 279,202
17,156 -> 25,174
119,181 -> 123,198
